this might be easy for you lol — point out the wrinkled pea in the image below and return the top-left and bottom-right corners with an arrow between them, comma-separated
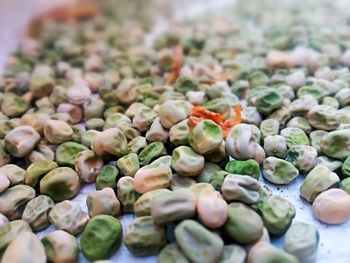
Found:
117,176 -> 141,212
0,219 -> 32,253
40,167 -> 80,201
20,112 -> 50,135
224,202 -> 263,244
286,145 -> 318,172
307,105 -> 339,131
132,107 -> 157,132
255,89 -> 284,115
280,127 -> 310,147
25,160 -> 58,188
80,215 -> 123,261
263,135 -> 288,158
92,128 -> 128,158
247,241 -> 298,263
0,172 -> 10,193
87,187 -> 120,217
75,150 -> 103,183
241,106 -> 263,126
320,129 -> 350,159
169,119 -> 189,145
175,219 -> 224,263
95,165 -> 119,190
284,222 -> 319,263
226,124 -> 257,160
219,244 -> 246,263
48,200 -> 89,235
41,230 -> 78,263
44,119 -> 73,144
116,153 -> 140,177
81,129 -> 100,148
0,185 -> 35,220
0,140 -> 10,166
341,156 -> 350,177
170,173 -> 196,190
22,195 -> 54,231
158,243 -> 190,263
4,126 -> 40,157
312,188 -> 350,224
197,162 -> 222,183
138,141 -> 166,166
86,118 -> 104,131
134,189 -> 171,217
259,195 -> 296,235
310,130 -> 328,153
124,216 -> 166,256
172,146 -> 204,176
263,157 -> 299,185
340,178 -> 350,194
224,159 -> 260,180
151,188 -> 196,225
158,100 -> 191,129
128,136 -> 148,154
55,142 -> 88,167
268,106 -> 292,126
287,117 -> 312,134
146,117 -> 169,143
260,119 -> 279,139
1,93 -> 30,118
300,165 -> 340,202
289,95 -> 318,117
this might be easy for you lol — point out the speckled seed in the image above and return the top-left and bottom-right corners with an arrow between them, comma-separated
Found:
226,124 -> 257,160
300,165 -> 340,202
280,127 -> 310,147
4,126 -> 40,157
175,219 -> 224,263
151,188 -> 196,225
320,129 -> 350,159
247,241 -> 298,263
1,231 -> 46,263
133,161 -> 172,194
92,128 -> 128,158
40,167 -> 80,202
260,119 -> 280,139
222,174 -> 261,204
95,165 -> 119,190
312,189 -> 350,224
286,145 -> 318,172
310,130 -> 328,153
80,215 -> 123,261
307,105 -> 339,131
260,195 -> 296,235
22,195 -> 54,231
158,243 -> 190,263
116,153 -> 140,177
44,120 -> 73,144
171,146 -> 204,176
25,160 -> 58,188
262,157 -> 299,185
87,187 -> 120,217
284,222 -> 319,263
41,230 -> 79,263
263,135 -> 288,158
124,216 -> 166,256
75,150 -> 104,183
189,120 -> 223,154
219,245 -> 246,263
117,176 -> 140,213
0,185 -> 35,220
134,189 -> 171,217
48,200 -> 89,235
158,100 -> 191,129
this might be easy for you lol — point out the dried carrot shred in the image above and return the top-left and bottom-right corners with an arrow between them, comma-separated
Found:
192,106 -> 223,124
165,45 -> 183,84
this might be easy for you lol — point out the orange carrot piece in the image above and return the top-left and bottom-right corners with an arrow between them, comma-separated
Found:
191,106 -> 223,124
165,45 -> 183,84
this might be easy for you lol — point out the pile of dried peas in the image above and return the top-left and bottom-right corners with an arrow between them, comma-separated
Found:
1,0 -> 350,262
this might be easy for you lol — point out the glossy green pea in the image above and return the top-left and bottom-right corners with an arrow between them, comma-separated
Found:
175,219 -> 224,263
260,195 -> 296,235
80,215 -> 123,261
25,160 -> 58,188
158,243 -> 190,263
55,142 -> 88,167
117,176 -> 140,213
95,165 -> 119,190
116,153 -> 140,177
225,159 -> 260,180
124,216 -> 166,256
189,120 -> 223,155
224,202 -> 263,244
138,141 -> 166,166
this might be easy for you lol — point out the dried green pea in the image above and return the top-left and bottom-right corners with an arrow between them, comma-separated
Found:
117,176 -> 141,212
0,185 -> 35,220
41,230 -> 78,263
300,165 -> 340,202
134,189 -> 171,217
170,173 -> 196,190
189,120 -> 223,155
104,112 -> 132,130
116,153 -> 140,177
128,136 -> 148,154
43,119 -> 73,145
297,85 -> 327,101
247,241 -> 298,263
81,129 -> 100,148
40,167 -> 80,201
21,195 -> 54,231
203,98 -> 235,120
169,119 -> 189,145
1,93 -> 30,118
151,188 -> 196,225
219,245 -> 246,263
0,220 -> 32,254
158,100 -> 191,129
210,171 -> 230,191
0,164 -> 25,185
95,165 -> 119,190
262,156 -> 299,185
197,162 -> 222,183
263,135 -> 287,158
138,141 -> 166,166
286,145 -> 318,172
55,142 -> 88,167
87,187 -> 120,217
280,127 -> 310,147
171,146 -> 204,176
320,129 -> 350,159
310,130 -> 328,153
307,105 -> 339,131
0,120 -> 17,139
226,124 -> 257,160
103,106 -> 125,119
289,95 -> 318,117
91,128 -> 128,158
48,200 -> 88,235
25,160 -> 58,188
284,222 -> 319,263
268,106 -> 291,126
84,99 -> 105,119
80,215 -> 123,261
146,117 -> 169,143
224,202 -> 263,244
255,89 -> 284,115
4,126 -> 40,157
0,140 -> 10,166
75,150 -> 104,183
241,106 -> 262,126
224,159 -> 260,180
175,219 -> 224,263
116,78 -> 139,105
322,96 -> 339,109
2,231 -> 46,263
0,172 -> 9,193
158,243 -> 190,263
132,107 -> 157,132
86,118 -> 104,131
222,174 -> 261,204
287,117 -> 312,134
260,119 -> 280,139
124,216 -> 166,256
29,74 -> 54,98
340,178 -> 350,194
20,112 -> 50,136
175,75 -> 198,94
0,214 -> 8,226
